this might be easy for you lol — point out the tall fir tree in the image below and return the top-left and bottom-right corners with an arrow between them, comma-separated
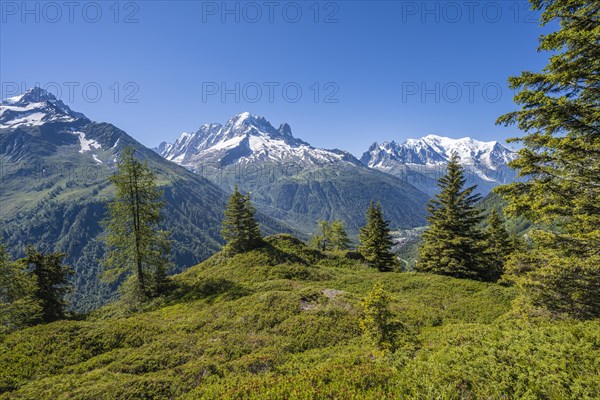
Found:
416,153 -> 487,280
358,202 -> 397,272
495,0 -> 600,319
103,146 -> 171,299
221,186 -> 263,254
21,247 -> 73,323
481,210 -> 513,282
0,241 -> 41,333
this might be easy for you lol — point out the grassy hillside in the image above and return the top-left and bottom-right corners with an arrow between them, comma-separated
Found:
0,122 -> 295,312
1,235 -> 598,399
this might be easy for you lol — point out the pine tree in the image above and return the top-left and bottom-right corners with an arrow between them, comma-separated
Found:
358,202 -> 397,272
21,247 -> 73,323
0,241 -> 41,333
495,0 -> 600,319
481,210 -> 513,282
416,153 -> 487,280
330,220 -> 351,251
102,146 -> 171,299
221,186 -> 263,254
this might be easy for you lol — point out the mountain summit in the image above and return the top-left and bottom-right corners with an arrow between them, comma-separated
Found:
0,89 -> 231,312
361,135 -> 518,195
155,112 -> 360,169
0,87 -> 86,129
155,113 -> 429,234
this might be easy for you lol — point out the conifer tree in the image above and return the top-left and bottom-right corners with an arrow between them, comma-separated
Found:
311,219 -> 351,251
21,247 -> 73,323
360,283 -> 397,353
496,0 -> 600,318
221,186 -> 263,254
330,220 -> 351,251
103,146 -> 171,299
311,220 -> 332,251
0,241 -> 41,333
358,202 -> 397,272
481,210 -> 513,282
416,153 -> 487,280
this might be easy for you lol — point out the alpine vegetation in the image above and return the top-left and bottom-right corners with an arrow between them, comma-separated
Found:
496,0 -> 600,320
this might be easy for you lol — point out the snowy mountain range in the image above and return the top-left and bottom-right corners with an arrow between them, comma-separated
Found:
0,87 -> 86,129
155,112 -> 430,232
158,114 -> 518,195
361,135 -> 518,194
155,112 -> 359,172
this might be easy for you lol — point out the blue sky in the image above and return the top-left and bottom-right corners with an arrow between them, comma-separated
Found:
1,1 -> 552,156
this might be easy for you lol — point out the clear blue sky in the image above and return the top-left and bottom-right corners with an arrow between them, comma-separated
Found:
1,1 -> 552,156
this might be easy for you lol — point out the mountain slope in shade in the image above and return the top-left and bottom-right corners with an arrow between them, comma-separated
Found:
361,134 -> 518,195
156,113 -> 429,233
0,89 -> 290,312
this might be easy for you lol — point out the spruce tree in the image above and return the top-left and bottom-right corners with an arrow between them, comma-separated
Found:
0,241 -> 41,333
358,202 -> 397,272
21,247 -> 73,323
221,186 -> 263,254
416,153 -> 487,280
496,0 -> 600,318
481,210 -> 513,282
102,146 -> 171,299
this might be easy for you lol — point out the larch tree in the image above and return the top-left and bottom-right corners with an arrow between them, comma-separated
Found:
330,220 -> 352,251
495,0 -> 600,319
311,219 -> 351,251
103,146 -> 171,299
416,153 -> 487,280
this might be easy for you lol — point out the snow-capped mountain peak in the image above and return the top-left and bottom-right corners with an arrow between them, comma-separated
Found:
155,113 -> 359,169
360,134 -> 518,195
0,87 -> 86,129
363,135 -> 515,169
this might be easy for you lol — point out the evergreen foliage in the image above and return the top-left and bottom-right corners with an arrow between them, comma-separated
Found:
481,210 -> 513,282
21,247 -> 73,323
102,146 -> 171,299
360,283 -> 398,353
221,186 -> 263,254
0,242 -> 41,334
496,0 -> 600,319
416,153 -> 487,280
358,202 -> 397,272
